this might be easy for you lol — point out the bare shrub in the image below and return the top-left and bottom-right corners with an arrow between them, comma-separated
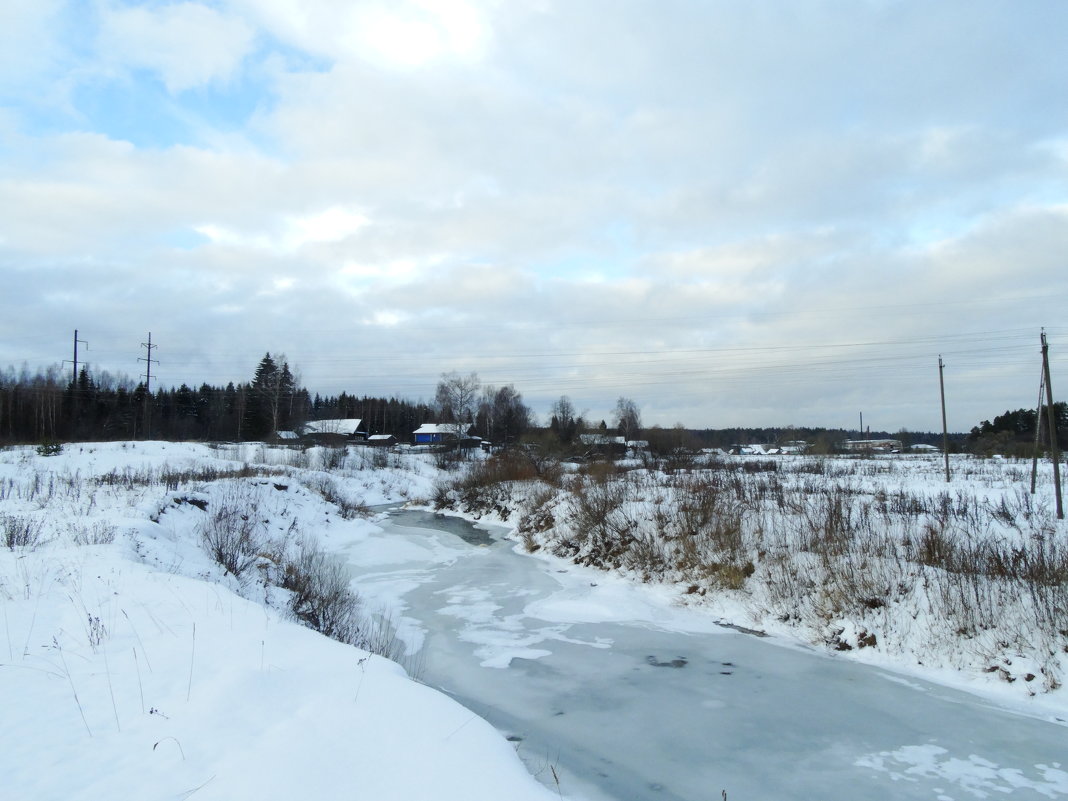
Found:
321,446 -> 348,471
625,533 -> 670,577
516,485 -> 559,552
3,514 -> 44,549
434,446 -> 465,470
566,475 -> 636,566
433,450 -> 550,518
675,475 -> 745,551
198,491 -> 265,578
577,460 -> 622,483
308,475 -> 368,519
521,448 -> 565,485
662,474 -> 750,586
741,459 -> 777,474
282,542 -> 365,645
468,449 -> 540,484
361,608 -> 408,666
70,521 -> 117,545
704,560 -> 755,590
94,463 -> 282,490
798,488 -> 863,557
913,522 -> 954,568
254,519 -> 409,661
431,480 -> 455,510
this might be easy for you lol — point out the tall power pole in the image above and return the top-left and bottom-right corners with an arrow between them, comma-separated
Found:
64,329 -> 89,440
938,356 -> 950,482
70,329 -> 88,385
139,333 -> 159,439
139,332 -> 159,393
1040,331 -> 1063,519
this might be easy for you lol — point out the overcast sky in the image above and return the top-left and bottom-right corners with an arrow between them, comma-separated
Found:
2,0 -> 1066,432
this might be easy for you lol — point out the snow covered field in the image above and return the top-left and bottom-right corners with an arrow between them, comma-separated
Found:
0,442 -> 559,801
2,441 -> 1066,801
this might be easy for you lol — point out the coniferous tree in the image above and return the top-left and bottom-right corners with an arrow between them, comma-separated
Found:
245,353 -> 297,440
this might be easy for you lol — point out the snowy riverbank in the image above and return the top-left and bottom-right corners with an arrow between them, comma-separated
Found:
0,442 -> 561,801
430,450 -> 1068,719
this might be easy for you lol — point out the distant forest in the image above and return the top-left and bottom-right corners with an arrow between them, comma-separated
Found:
0,355 -> 1060,454
0,354 -> 433,445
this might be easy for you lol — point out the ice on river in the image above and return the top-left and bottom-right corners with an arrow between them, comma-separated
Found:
345,508 -> 1068,801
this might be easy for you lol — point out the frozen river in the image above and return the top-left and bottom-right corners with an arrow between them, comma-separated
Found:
343,508 -> 1068,801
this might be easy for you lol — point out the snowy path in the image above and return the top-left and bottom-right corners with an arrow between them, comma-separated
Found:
345,509 -> 1068,801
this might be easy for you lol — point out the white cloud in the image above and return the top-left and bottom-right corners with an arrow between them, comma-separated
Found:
0,0 -> 74,111
0,0 -> 57,77
196,206 -> 369,252
233,0 -> 490,69
0,0 -> 63,83
99,2 -> 255,92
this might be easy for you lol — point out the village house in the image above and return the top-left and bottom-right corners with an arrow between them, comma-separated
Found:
301,418 -> 363,444
841,438 -> 902,453
366,434 -> 397,447
412,423 -> 473,445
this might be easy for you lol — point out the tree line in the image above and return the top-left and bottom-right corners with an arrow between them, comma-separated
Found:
0,357 -> 540,447
2,355 -> 1058,455
967,404 -> 1068,456
0,355 -> 434,445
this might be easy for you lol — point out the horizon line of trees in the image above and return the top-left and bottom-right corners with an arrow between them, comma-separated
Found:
0,356 -> 437,445
0,360 -> 532,447
0,359 -> 1059,455
967,404 -> 1068,456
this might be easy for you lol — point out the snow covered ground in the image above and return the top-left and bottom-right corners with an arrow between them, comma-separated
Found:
0,442 -> 560,801
2,441 -> 1065,801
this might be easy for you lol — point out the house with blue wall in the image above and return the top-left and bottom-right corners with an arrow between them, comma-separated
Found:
413,423 -> 471,444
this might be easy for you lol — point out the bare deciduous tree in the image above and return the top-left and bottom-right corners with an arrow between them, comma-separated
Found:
434,371 -> 481,438
550,395 -> 578,443
613,396 -> 642,442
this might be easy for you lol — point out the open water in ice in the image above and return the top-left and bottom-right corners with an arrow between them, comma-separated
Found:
343,508 -> 1068,801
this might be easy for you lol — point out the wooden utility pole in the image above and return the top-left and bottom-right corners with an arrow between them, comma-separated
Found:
1040,331 -> 1063,519
938,355 -> 950,482
1030,366 -> 1045,495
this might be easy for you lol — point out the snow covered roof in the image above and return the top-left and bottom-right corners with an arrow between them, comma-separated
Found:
413,423 -> 471,435
579,434 -> 626,446
367,434 -> 395,441
303,418 -> 362,435
276,431 -> 300,440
